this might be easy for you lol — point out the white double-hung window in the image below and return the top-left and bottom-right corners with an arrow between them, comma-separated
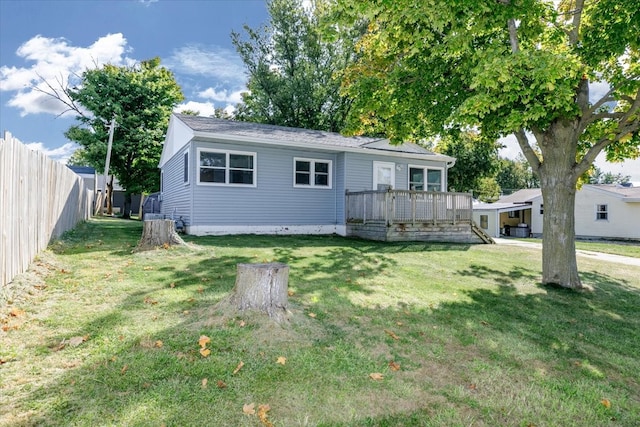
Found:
294,158 -> 332,188
197,148 -> 256,186
408,166 -> 443,191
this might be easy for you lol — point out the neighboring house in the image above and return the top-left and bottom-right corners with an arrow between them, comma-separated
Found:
473,184 -> 640,240
67,165 -> 97,212
159,114 -> 481,241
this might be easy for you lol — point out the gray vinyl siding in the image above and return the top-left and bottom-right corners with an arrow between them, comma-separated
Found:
160,145 -> 192,224
344,152 -> 449,192
191,140 -> 339,226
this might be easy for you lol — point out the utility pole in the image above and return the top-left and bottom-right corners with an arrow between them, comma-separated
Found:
100,117 -> 116,216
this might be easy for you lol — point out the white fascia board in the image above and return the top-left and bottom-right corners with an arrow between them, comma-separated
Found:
159,117 -> 195,168
191,131 -> 455,163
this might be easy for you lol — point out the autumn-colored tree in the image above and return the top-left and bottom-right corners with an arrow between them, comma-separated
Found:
333,0 -> 639,289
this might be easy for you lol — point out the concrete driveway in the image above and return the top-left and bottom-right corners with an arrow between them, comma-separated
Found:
493,237 -> 640,267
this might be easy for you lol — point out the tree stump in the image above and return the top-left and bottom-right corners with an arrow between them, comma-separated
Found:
231,263 -> 290,322
136,219 -> 185,250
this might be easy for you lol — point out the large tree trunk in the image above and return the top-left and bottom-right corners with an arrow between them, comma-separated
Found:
538,121 -> 583,289
136,219 -> 185,250
231,263 -> 290,322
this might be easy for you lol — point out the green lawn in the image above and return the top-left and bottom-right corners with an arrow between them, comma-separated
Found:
1,218 -> 639,426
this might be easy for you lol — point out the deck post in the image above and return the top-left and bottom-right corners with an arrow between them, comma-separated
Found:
363,193 -> 367,225
452,194 -> 457,225
432,193 -> 437,226
411,192 -> 416,224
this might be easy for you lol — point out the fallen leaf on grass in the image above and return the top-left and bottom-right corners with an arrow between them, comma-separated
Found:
68,335 -> 88,347
258,404 -> 273,427
238,320 -> 246,327
233,361 -> 245,375
287,290 -> 295,296
369,372 -> 384,380
384,329 -> 400,340
201,378 -> 208,388
198,335 -> 211,348
143,266 -> 153,271
199,348 -> 211,357
388,361 -> 401,371
121,365 -> 128,375
308,312 -> 317,318
217,380 -> 227,389
243,403 -> 255,415
169,282 -> 176,288
9,308 -> 25,317
143,296 -> 158,305
601,399 -> 611,409
276,356 -> 287,365
468,383 -> 477,390
154,340 -> 163,348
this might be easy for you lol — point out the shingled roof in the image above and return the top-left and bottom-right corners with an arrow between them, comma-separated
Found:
174,114 -> 437,155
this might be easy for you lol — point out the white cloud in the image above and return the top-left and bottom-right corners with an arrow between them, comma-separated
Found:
197,87 -> 244,104
24,141 -> 78,163
0,33 -> 134,117
166,44 -> 246,84
174,101 -> 217,117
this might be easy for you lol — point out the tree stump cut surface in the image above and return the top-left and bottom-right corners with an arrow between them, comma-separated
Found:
232,263 -> 289,321
137,219 -> 185,249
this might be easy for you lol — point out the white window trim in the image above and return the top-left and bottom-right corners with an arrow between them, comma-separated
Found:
293,157 -> 333,189
373,161 -> 395,190
595,204 -> 609,221
408,164 -> 444,191
196,147 -> 257,187
183,150 -> 189,185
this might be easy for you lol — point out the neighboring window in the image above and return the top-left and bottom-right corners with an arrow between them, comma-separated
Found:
508,210 -> 520,219
183,151 -> 189,184
409,166 -> 442,191
539,204 -> 544,215
596,204 -> 608,220
480,215 -> 488,229
294,158 -> 332,188
198,148 -> 256,186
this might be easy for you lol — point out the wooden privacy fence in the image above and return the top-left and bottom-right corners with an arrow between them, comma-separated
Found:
345,189 -> 473,225
1,132 -> 93,289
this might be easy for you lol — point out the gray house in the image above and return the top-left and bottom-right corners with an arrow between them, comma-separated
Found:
159,114 -> 483,242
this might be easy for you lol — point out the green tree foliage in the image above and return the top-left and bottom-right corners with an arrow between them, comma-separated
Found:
586,166 -> 631,185
496,155 -> 540,192
66,148 -> 91,167
65,58 -> 183,217
333,0 -> 639,289
231,0 -> 358,132
433,132 -> 501,193
476,177 -> 502,203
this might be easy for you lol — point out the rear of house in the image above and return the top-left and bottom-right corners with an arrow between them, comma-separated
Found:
158,114 -> 457,236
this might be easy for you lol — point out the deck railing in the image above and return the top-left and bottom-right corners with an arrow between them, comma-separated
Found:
345,189 -> 473,225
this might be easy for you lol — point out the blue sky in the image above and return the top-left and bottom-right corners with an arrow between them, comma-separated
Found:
1,0 -> 268,159
1,0 -> 638,180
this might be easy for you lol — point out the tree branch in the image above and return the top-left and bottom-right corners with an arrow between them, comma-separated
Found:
568,0 -> 584,46
514,128 -> 541,173
32,71 -> 86,119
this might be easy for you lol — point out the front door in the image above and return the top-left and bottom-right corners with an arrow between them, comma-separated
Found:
373,162 -> 395,190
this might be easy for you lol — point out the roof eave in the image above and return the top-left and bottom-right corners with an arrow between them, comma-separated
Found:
191,131 -> 455,162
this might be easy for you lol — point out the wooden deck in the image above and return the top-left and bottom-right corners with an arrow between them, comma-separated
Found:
345,190 -> 488,243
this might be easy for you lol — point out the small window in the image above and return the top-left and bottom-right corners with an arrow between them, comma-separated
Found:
409,166 -> 442,191
294,158 -> 332,188
183,151 -> 189,184
596,204 -> 608,220
480,215 -> 488,229
198,148 -> 256,186
539,204 -> 544,215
